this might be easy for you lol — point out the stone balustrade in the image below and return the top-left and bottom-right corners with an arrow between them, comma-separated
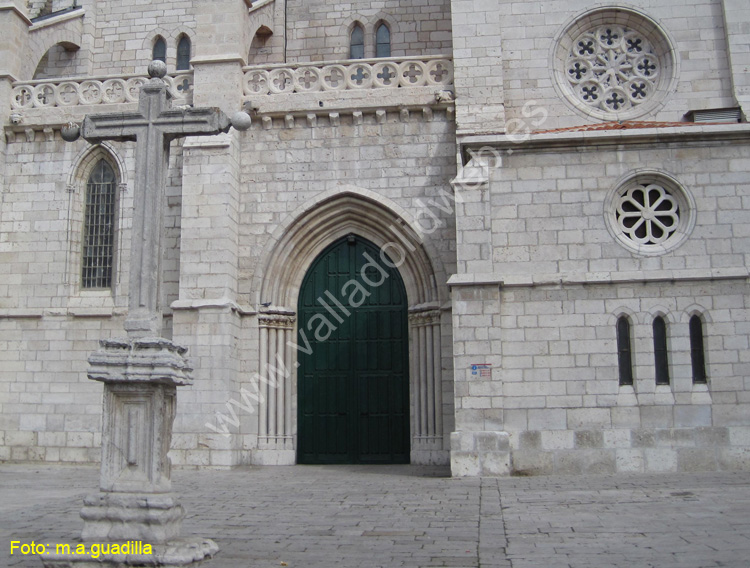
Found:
242,56 -> 453,96
8,57 -> 453,112
10,72 -> 194,110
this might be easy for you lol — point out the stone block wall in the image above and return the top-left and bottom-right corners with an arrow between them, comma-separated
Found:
500,279 -> 749,475
450,138 -> 750,475
451,0 -> 738,133
170,110 -> 459,467
32,43 -> 87,79
0,314 -> 111,464
26,0 -> 77,20
237,111 -> 457,297
82,0 -> 199,76
450,0 -> 506,135
284,0 -> 453,62
489,141 -> 748,277
0,132 -> 187,464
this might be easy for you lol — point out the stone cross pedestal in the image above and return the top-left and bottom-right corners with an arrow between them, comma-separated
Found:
43,62 -> 250,568
80,338 -> 192,544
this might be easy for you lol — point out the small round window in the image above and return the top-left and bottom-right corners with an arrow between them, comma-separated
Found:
605,172 -> 695,256
552,8 -> 677,121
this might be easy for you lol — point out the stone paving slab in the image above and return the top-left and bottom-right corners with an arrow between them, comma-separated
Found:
1,465 -> 750,567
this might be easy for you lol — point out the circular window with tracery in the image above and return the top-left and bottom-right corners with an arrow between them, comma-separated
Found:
605,173 -> 695,256
552,8 -> 677,120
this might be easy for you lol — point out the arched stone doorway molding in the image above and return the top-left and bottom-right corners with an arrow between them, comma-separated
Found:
254,187 -> 449,464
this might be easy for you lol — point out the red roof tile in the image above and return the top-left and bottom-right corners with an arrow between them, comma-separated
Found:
534,120 -> 726,134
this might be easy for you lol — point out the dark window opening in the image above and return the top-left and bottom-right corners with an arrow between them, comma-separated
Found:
653,316 -> 670,385
376,23 -> 391,58
177,36 -> 191,70
350,24 -> 364,59
616,316 -> 633,386
82,160 -> 116,289
690,315 -> 707,384
153,37 -> 167,63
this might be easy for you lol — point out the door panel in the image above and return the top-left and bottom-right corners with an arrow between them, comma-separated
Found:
297,236 -> 409,464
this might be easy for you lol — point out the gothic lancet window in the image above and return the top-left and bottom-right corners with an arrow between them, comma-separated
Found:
653,316 -> 670,385
350,24 -> 364,59
152,37 -> 167,63
176,36 -> 191,70
376,23 -> 391,58
616,316 -> 633,386
690,315 -> 707,384
82,160 -> 116,289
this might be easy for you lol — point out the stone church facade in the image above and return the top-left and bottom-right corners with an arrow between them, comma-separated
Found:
0,0 -> 748,475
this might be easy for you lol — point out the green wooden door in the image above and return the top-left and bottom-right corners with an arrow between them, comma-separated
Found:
297,236 -> 409,464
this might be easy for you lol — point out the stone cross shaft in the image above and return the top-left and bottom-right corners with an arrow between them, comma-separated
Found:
81,65 -> 230,338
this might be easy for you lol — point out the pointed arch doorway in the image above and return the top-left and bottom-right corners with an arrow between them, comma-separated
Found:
297,235 -> 410,464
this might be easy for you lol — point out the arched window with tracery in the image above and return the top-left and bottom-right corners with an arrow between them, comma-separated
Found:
82,160 -> 117,289
152,36 -> 167,63
653,316 -> 670,385
690,315 -> 707,384
350,23 -> 364,59
616,316 -> 633,386
177,35 -> 191,70
376,23 -> 391,58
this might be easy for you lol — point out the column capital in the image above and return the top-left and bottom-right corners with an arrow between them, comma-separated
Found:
259,310 -> 296,329
409,309 -> 441,327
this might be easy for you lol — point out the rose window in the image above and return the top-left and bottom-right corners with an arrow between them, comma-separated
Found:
567,26 -> 660,114
553,9 -> 677,120
605,173 -> 695,256
615,184 -> 678,245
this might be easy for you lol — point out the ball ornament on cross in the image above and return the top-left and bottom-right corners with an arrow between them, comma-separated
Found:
148,60 -> 168,79
231,111 -> 253,131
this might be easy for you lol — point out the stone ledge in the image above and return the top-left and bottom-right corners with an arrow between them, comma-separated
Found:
245,103 -> 455,131
447,267 -> 750,288
28,5 -> 84,30
0,308 -> 124,319
171,298 -> 255,315
0,308 -> 43,318
247,0 -> 273,13
460,122 -> 750,152
182,132 -> 232,149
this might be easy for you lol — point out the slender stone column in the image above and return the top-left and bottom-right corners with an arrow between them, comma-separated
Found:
432,319 -> 444,440
409,309 -> 444,463
267,326 -> 277,438
258,326 -> 269,440
254,311 -> 296,464
276,327 -> 286,436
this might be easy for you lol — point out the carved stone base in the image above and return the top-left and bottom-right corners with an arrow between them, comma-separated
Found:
87,337 -> 193,494
80,493 -> 185,544
41,538 -> 219,568
411,449 -> 450,466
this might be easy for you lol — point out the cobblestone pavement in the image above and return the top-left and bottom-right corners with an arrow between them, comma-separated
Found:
1,464 -> 749,567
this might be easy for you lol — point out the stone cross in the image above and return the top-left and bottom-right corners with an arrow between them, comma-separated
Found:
80,60 -> 231,338
46,61 -> 250,566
